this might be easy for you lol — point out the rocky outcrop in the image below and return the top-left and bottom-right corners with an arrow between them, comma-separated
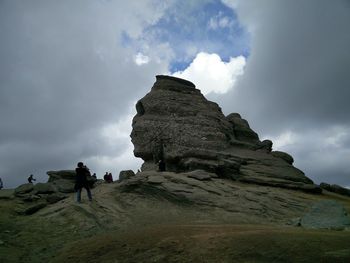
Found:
117,171 -> 316,224
271,151 -> 294,165
46,170 -> 97,192
33,183 -> 56,194
14,184 -> 34,196
320,183 -> 350,197
300,200 -> 350,230
47,170 -> 76,193
12,169 -> 100,215
118,170 -> 136,182
12,170 -> 75,214
226,113 -> 259,145
47,170 -> 76,182
130,75 -> 316,192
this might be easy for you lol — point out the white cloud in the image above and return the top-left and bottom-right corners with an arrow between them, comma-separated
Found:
0,1 -> 171,187
85,143 -> 142,180
218,0 -> 350,187
324,126 -> 348,148
267,131 -> 298,150
172,52 -> 245,95
208,15 -> 234,30
86,105 -> 143,179
265,126 -> 350,185
134,52 -> 150,65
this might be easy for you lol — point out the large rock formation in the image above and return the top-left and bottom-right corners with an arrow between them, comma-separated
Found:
131,75 -> 318,192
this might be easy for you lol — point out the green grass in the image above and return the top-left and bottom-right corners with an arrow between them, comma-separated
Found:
52,224 -> 350,263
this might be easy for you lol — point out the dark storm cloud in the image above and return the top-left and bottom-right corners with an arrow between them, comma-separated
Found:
0,0 -> 169,187
219,0 -> 350,185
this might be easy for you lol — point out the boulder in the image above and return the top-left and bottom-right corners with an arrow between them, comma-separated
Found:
329,184 -> 350,197
320,182 -> 332,191
14,183 -> 34,196
320,183 -> 350,197
33,183 -> 56,194
130,75 -> 315,191
226,113 -> 259,144
119,170 -> 136,182
271,151 -> 294,165
46,193 -> 67,204
46,170 -> 78,193
47,170 -> 76,182
147,175 -> 167,184
23,202 -> 47,215
300,200 -> 350,230
186,170 -> 214,181
22,194 -> 41,202
52,179 -> 75,193
256,140 -> 273,152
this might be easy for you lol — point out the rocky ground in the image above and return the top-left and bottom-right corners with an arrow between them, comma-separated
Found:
1,171 -> 350,263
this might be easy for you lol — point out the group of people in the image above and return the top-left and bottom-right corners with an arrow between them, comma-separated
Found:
74,164 -> 119,202
103,172 -> 113,183
0,159 -> 167,200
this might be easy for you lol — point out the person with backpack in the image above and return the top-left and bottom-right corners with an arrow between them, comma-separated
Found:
75,162 -> 92,203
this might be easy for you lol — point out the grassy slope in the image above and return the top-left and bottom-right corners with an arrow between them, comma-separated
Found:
52,224 -> 350,263
1,182 -> 350,263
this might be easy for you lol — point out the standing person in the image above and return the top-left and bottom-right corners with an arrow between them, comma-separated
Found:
75,162 -> 92,203
103,172 -> 109,182
158,159 -> 166,172
0,177 -> 3,190
107,173 -> 113,183
28,174 -> 36,184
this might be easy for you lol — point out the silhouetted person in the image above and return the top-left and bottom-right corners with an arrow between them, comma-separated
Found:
107,173 -> 113,183
75,162 -> 92,203
92,173 -> 97,180
103,172 -> 109,182
0,177 -> 3,190
28,174 -> 36,184
158,159 -> 165,172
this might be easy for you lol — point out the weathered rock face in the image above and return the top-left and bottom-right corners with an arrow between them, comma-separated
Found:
131,75 -> 232,162
118,170 -> 136,182
131,75 -> 315,191
300,200 -> 350,230
47,170 -> 76,193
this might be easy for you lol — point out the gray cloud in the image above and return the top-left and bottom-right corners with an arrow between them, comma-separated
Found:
1,0 -> 349,189
0,0 -> 170,187
217,0 -> 350,185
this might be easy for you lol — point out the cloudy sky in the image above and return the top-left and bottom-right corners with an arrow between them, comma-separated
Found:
1,0 -> 349,188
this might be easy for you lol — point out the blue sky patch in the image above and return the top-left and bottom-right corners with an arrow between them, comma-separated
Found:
121,0 -> 250,72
